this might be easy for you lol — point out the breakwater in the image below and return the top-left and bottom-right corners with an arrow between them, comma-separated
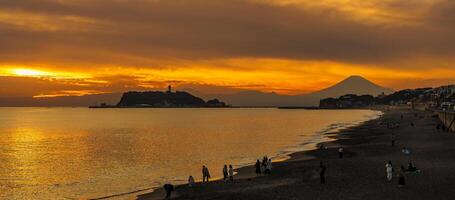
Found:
437,110 -> 455,132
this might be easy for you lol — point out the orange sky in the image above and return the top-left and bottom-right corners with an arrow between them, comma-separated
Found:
0,0 -> 454,98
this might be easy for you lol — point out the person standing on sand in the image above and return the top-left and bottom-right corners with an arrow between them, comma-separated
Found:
320,162 -> 326,184
229,165 -> 234,181
266,159 -> 272,174
188,175 -> 195,187
255,160 -> 261,175
386,161 -> 393,181
338,146 -> 344,159
202,166 -> 211,182
163,183 -> 174,199
262,156 -> 268,173
223,165 -> 228,181
398,165 -> 406,187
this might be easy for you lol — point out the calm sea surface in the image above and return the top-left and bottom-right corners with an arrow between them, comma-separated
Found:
0,108 -> 381,199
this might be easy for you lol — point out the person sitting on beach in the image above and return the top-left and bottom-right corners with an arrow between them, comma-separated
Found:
401,147 -> 411,155
163,183 -> 174,199
229,165 -> 234,181
223,165 -> 228,182
266,159 -> 272,174
202,166 -> 211,182
320,161 -> 326,184
386,160 -> 393,181
188,175 -> 195,187
255,160 -> 261,175
338,146 -> 344,159
406,161 -> 420,173
398,165 -> 406,187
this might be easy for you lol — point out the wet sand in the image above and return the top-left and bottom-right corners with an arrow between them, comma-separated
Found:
138,108 -> 455,200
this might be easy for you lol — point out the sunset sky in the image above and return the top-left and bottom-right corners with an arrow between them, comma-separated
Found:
1,0 -> 454,98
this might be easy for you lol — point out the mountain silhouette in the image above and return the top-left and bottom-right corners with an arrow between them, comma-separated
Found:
197,75 -> 394,106
308,75 -> 394,99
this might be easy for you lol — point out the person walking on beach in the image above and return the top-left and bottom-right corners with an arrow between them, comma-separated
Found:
320,161 -> 326,184
163,183 -> 174,199
255,160 -> 261,175
202,165 -> 211,182
398,165 -> 406,187
338,146 -> 344,159
229,165 -> 234,182
188,175 -> 195,187
386,161 -> 393,181
390,133 -> 396,147
223,165 -> 228,181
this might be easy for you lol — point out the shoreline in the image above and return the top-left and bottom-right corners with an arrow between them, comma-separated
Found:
136,109 -> 384,200
139,107 -> 455,199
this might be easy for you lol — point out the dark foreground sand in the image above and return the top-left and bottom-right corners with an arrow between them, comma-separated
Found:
138,109 -> 455,200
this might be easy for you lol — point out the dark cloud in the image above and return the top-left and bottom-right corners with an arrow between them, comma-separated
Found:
0,0 -> 454,69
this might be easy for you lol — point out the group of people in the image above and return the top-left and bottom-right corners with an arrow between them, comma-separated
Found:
385,160 -> 420,187
186,165 -> 213,191
223,164 -> 234,182
255,156 -> 273,175
164,112 -> 429,199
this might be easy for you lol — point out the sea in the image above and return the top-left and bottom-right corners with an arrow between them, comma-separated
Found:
0,107 -> 381,199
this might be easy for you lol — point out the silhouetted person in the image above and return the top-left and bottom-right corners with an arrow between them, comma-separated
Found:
255,160 -> 261,175
398,165 -> 406,187
229,165 -> 234,181
436,124 -> 441,131
401,114 -> 404,120
262,156 -> 268,167
262,156 -> 268,173
202,166 -> 211,182
320,162 -> 326,184
265,159 -> 272,174
338,146 -> 344,159
410,122 -> 415,127
223,165 -> 228,181
188,175 -> 195,187
163,184 -> 174,199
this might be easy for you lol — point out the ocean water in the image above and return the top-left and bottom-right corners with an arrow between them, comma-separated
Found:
0,108 -> 381,199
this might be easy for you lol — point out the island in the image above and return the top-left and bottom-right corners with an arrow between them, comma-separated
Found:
90,86 -> 228,108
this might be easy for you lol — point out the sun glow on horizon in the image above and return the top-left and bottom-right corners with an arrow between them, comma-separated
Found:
9,68 -> 52,77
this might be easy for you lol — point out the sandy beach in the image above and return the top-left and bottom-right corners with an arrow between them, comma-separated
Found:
137,108 -> 455,200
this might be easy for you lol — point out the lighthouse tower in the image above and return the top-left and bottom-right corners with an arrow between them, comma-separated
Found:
167,85 -> 172,93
